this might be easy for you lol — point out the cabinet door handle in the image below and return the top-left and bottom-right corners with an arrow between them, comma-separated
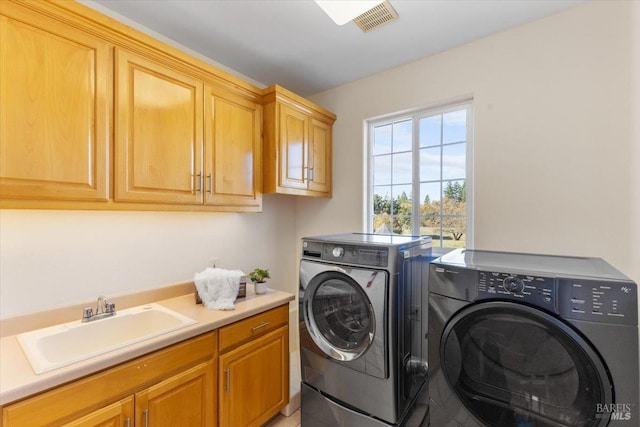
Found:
125,417 -> 131,427
309,167 -> 314,181
251,321 -> 270,332
224,368 -> 231,392
143,408 -> 149,427
196,172 -> 203,193
207,173 -> 212,194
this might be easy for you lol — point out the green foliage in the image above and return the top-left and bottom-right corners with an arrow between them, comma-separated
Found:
373,184 -> 466,240
248,268 -> 270,283
444,181 -> 466,202
373,191 -> 412,234
373,194 -> 391,215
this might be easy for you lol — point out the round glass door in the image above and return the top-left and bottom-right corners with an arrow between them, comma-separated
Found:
303,271 -> 375,361
441,302 -> 612,427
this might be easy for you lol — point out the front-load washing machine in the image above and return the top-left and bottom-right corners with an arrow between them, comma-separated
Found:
429,249 -> 639,426
299,233 -> 432,426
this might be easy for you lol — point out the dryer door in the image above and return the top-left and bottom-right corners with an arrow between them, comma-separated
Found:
303,269 -> 376,362
441,301 -> 613,427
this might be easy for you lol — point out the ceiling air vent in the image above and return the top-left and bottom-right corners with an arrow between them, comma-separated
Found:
353,0 -> 398,33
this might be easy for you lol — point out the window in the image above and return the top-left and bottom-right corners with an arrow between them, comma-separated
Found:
368,102 -> 473,248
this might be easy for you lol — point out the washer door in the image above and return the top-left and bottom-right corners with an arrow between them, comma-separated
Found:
441,301 -> 613,427
303,270 -> 375,361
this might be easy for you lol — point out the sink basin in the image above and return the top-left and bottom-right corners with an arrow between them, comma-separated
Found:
17,303 -> 197,374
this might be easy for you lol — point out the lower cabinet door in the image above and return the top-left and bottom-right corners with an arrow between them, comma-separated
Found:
219,327 -> 289,427
135,360 -> 215,427
62,397 -> 134,427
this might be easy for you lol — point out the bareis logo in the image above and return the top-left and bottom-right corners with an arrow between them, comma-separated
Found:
596,403 -> 633,421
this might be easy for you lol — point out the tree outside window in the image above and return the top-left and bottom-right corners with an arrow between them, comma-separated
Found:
369,104 -> 472,248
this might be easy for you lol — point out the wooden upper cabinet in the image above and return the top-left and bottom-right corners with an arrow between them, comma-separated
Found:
115,48 -> 203,204
0,3 -> 110,201
263,85 -> 336,198
204,85 -> 262,209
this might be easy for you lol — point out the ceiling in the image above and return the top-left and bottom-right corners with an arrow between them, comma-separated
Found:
91,0 -> 584,97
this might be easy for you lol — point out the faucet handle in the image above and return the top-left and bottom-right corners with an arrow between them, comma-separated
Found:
106,302 -> 116,314
82,307 -> 93,320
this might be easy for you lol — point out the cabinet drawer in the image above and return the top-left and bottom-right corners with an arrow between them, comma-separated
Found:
219,305 -> 288,352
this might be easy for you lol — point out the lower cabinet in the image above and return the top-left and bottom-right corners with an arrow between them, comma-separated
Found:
135,361 -> 215,427
219,328 -> 289,427
2,305 -> 290,427
218,304 -> 290,427
58,360 -> 215,427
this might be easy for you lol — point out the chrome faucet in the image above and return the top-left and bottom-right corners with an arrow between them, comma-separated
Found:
82,295 -> 116,322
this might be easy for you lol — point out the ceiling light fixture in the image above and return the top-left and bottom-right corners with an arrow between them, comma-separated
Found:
315,0 -> 385,25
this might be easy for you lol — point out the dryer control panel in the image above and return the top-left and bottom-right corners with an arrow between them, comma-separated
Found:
430,249 -> 638,327
475,270 -> 638,326
477,270 -> 555,309
558,278 -> 638,326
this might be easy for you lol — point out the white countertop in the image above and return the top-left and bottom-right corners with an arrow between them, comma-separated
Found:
0,288 -> 294,406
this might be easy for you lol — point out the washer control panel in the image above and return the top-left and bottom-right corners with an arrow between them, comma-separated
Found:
322,244 -> 388,267
302,240 -> 389,267
478,270 -> 555,307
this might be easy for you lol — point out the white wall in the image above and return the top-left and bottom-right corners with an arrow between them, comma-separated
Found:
305,0 -> 638,282
0,195 -> 297,318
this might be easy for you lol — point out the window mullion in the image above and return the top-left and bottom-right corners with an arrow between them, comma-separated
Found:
389,123 -> 394,230
439,114 -> 444,247
412,114 -> 420,236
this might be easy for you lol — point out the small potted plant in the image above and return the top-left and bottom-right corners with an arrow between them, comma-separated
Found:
248,268 -> 270,294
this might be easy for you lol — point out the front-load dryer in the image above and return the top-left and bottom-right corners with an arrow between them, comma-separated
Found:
428,249 -> 639,427
299,233 -> 432,426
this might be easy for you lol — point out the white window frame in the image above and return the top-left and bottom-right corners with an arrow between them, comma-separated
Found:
366,101 -> 474,249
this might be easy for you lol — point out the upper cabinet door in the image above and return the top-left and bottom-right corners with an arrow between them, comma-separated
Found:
115,48 -> 203,204
0,5 -> 110,201
308,118 -> 332,195
204,85 -> 262,209
262,85 -> 335,198
278,104 -> 309,191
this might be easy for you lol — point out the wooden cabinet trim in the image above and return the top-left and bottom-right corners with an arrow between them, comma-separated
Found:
2,331 -> 216,426
262,84 -> 336,123
0,198 -> 263,212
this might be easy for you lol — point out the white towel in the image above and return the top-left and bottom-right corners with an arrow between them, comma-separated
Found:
194,268 -> 244,310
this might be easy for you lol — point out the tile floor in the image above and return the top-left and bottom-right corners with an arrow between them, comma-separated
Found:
264,409 -> 301,427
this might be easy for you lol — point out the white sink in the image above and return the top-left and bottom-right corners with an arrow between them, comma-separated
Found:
17,303 -> 197,374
